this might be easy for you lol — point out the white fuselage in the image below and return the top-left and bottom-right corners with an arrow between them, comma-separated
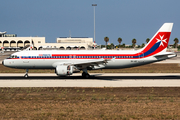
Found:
3,49 -> 166,69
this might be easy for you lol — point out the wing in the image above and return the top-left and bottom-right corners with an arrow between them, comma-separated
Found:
52,58 -> 113,70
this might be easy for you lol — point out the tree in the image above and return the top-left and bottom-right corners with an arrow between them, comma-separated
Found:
122,43 -> 125,48
132,38 -> 136,48
101,45 -> 105,48
104,37 -> 109,49
141,43 -> 145,48
110,43 -> 114,49
107,45 -> 110,49
178,45 -> 180,50
146,38 -> 150,43
117,37 -> 122,48
174,38 -> 179,48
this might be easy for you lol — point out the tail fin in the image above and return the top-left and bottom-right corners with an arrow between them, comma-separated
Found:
141,23 -> 173,57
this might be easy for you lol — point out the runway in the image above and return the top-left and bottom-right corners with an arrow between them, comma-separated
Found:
0,73 -> 180,87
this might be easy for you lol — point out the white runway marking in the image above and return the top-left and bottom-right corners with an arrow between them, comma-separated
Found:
0,73 -> 179,87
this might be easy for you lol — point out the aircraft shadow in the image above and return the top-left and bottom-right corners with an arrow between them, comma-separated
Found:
93,75 -> 180,80
0,75 -> 180,80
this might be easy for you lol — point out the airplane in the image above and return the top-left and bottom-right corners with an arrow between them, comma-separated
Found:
2,23 -> 176,78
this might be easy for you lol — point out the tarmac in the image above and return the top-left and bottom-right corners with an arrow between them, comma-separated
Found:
0,73 -> 180,87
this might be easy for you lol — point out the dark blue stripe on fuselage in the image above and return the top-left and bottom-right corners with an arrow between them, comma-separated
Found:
133,42 -> 160,58
143,42 -> 160,57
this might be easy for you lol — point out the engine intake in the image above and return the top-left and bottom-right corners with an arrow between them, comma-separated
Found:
55,65 -> 73,76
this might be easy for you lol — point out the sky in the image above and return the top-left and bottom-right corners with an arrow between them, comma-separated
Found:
1,0 -> 180,45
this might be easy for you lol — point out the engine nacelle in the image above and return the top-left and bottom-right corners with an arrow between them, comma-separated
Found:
55,65 -> 73,76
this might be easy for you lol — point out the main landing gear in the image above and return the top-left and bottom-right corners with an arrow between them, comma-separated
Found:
24,69 -> 29,78
82,69 -> 90,78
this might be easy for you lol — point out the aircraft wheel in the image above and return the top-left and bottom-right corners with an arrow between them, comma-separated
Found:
24,74 -> 29,78
82,72 -> 90,78
85,74 -> 90,78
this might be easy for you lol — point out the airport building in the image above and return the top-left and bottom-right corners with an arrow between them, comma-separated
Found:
0,32 -> 94,50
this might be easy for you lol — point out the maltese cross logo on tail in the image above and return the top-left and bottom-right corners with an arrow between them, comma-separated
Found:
156,35 -> 167,47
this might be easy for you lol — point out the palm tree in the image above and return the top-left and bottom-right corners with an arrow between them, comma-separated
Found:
104,36 -> 109,49
132,38 -> 136,48
117,37 -> 122,48
146,38 -> 150,43
174,38 -> 179,48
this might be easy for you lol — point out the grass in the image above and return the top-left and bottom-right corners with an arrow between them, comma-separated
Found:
0,62 -> 180,119
0,87 -> 180,119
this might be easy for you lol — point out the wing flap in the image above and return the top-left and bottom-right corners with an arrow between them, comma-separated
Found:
71,58 -> 109,66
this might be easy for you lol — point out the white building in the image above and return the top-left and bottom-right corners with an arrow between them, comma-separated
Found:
0,33 -> 94,50
56,37 -> 93,50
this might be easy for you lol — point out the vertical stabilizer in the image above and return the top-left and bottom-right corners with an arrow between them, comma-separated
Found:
140,23 -> 173,57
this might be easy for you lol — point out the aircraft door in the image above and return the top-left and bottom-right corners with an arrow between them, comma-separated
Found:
23,52 -> 29,63
69,55 -> 76,59
73,55 -> 76,59
69,55 -> 76,63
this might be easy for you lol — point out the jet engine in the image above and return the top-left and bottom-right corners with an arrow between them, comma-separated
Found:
55,65 -> 73,76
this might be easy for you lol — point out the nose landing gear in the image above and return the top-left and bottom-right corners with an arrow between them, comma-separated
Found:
24,69 -> 29,78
